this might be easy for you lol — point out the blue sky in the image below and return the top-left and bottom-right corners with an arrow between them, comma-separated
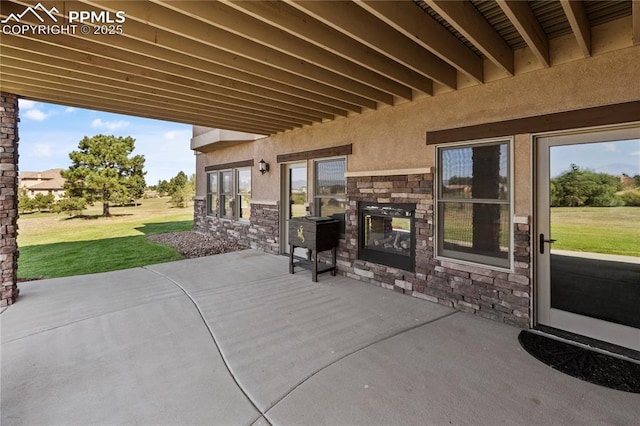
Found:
18,99 -> 194,185
550,139 -> 640,178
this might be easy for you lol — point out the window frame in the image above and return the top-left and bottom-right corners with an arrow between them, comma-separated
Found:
206,166 -> 252,221
219,169 -> 234,220
435,138 -> 514,271
206,171 -> 218,217
235,167 -> 252,223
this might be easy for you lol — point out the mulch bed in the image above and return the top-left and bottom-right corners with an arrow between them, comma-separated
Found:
147,231 -> 248,258
518,330 -> 640,393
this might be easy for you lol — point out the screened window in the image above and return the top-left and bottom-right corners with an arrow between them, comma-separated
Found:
314,158 -> 346,232
207,167 -> 251,221
437,141 -> 511,269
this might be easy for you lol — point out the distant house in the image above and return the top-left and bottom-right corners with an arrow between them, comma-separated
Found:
620,175 -> 636,187
19,169 -> 65,200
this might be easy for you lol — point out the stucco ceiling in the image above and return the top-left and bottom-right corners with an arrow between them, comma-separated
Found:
0,1 -> 637,135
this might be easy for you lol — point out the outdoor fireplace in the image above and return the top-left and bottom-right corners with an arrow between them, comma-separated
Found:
358,202 -> 415,271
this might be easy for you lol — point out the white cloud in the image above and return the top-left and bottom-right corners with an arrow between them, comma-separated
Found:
603,143 -> 619,153
91,118 -> 129,131
631,151 -> 640,156
20,100 -> 53,121
24,109 -> 50,121
65,107 -> 77,113
18,99 -> 37,110
163,129 -> 190,140
31,143 -> 54,158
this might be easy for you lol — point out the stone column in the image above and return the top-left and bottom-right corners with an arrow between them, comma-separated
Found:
1,92 -> 20,307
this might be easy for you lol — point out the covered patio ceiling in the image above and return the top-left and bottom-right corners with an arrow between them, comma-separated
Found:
1,0 -> 638,135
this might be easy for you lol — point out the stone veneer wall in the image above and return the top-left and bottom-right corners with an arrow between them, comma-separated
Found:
338,173 -> 531,328
1,93 -> 20,307
339,172 -> 432,288
194,198 -> 279,254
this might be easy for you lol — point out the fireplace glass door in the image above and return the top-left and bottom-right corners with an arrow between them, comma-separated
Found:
359,203 -> 415,271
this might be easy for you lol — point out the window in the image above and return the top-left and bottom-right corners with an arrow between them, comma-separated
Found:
207,172 -> 218,216
220,170 -> 233,219
207,167 -> 251,221
314,158 -> 346,232
436,140 -> 511,269
237,168 -> 251,221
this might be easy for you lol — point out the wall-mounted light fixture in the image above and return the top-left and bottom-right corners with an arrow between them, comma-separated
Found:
258,159 -> 270,175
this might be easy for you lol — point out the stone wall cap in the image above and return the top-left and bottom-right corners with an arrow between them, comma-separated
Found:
249,199 -> 278,206
346,168 -> 432,178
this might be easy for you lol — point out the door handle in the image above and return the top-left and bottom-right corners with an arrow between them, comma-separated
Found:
539,234 -> 557,254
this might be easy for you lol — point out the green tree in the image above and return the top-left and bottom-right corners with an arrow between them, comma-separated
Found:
51,197 -> 87,216
447,176 -> 473,185
157,179 -> 171,196
168,171 -> 189,196
18,188 -> 34,213
170,173 -> 195,208
32,193 -> 55,212
619,190 -> 640,206
551,164 -> 622,207
63,134 -> 146,216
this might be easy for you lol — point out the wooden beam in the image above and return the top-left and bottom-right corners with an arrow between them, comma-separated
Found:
87,0 -> 362,114
76,1 -> 358,115
633,0 -> 640,46
1,84 -> 282,135
205,160 -> 255,172
1,75 -> 287,133
224,0 -> 433,95
11,1 -> 360,115
425,0 -> 514,76
356,0 -> 483,84
288,0 -> 458,89
1,45 -> 321,125
1,64 -> 309,129
497,0 -> 550,67
158,0 -> 413,101
3,35 -> 328,123
426,101 -> 640,145
560,0 -> 591,57
86,0 -> 393,105
277,144 -> 352,163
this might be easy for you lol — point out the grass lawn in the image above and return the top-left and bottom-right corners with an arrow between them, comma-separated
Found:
17,197 -> 193,279
551,206 -> 640,257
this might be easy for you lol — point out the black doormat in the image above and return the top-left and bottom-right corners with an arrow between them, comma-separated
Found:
518,331 -> 640,393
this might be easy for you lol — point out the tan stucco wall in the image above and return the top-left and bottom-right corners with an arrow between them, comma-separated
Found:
195,141 -> 257,198
196,19 -> 640,218
192,125 -> 212,138
513,134 -> 532,216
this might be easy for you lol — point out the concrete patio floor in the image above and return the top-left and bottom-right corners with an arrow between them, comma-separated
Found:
1,250 -> 638,425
